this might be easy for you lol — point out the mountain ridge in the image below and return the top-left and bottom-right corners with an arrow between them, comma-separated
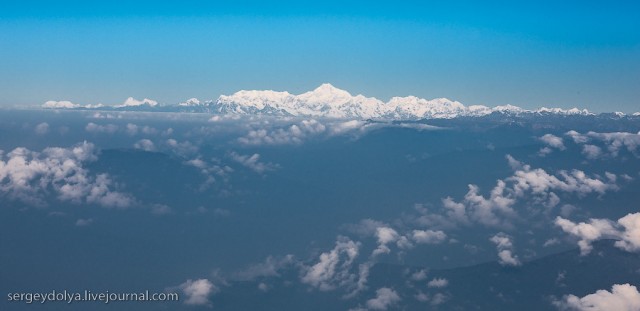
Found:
42,83 -> 629,120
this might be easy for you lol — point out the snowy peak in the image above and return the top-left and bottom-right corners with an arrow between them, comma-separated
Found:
116,97 -> 158,108
41,83 -> 602,120
43,100 -> 80,109
179,98 -> 202,106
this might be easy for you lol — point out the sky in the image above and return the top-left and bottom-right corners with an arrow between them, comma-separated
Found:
0,1 -> 639,112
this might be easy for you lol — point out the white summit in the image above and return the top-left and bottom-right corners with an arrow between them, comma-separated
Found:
211,83 -> 591,120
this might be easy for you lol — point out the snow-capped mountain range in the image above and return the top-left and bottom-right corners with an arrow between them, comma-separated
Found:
42,83 -> 615,120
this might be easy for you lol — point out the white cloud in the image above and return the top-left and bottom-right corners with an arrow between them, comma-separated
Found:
126,123 -> 138,135
411,230 -> 447,244
554,213 -> 640,255
366,288 -> 401,311
582,145 -> 603,159
75,218 -> 93,226
427,278 -> 449,288
587,131 -> 640,157
238,119 -> 327,146
540,134 -> 566,150
554,283 -> 640,311
301,236 -> 360,291
234,255 -> 294,281
419,156 -> 619,229
179,279 -> 217,306
85,122 -> 118,134
565,130 -> 589,144
165,139 -> 198,157
0,142 -> 132,208
410,269 -> 428,281
229,152 -> 279,174
344,219 -> 388,237
614,213 -> 640,253
430,292 -> 449,306
565,130 -> 640,158
490,233 -> 521,266
372,227 -> 400,257
133,139 -> 156,152
538,147 -> 554,157
34,122 -> 49,135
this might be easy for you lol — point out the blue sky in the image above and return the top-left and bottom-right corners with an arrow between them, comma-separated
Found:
1,1 -> 639,112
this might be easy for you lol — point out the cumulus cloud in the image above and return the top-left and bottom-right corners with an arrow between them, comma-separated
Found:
414,156 -> 619,230
411,230 -> 447,244
410,269 -> 428,281
133,139 -> 156,152
0,142 -> 132,208
165,139 -> 198,157
301,236 -> 361,291
34,122 -> 49,135
75,218 -> 93,226
427,278 -> 449,288
582,145 -> 603,159
344,219 -> 388,237
554,213 -> 640,255
85,122 -> 118,134
540,134 -> 566,149
539,134 -> 566,156
565,130 -> 640,158
229,152 -> 279,174
554,283 -> 640,311
490,233 -> 521,266
238,119 -> 327,145
179,279 -> 217,306
234,255 -> 295,281
366,288 -> 401,311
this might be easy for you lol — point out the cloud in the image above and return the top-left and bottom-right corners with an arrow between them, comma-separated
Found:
366,288 -> 401,311
85,122 -> 118,134
238,119 -> 327,145
587,131 -> 640,157
372,227 -> 400,257
301,236 -> 361,291
229,152 -> 279,174
565,130 -> 589,144
414,156 -> 619,230
344,219 -> 388,237
411,230 -> 447,244
615,213 -> 640,252
564,130 -> 640,158
179,279 -> 217,306
554,283 -> 640,311
427,278 -> 449,288
234,255 -> 295,281
538,134 -> 566,156
34,122 -> 49,135
0,142 -> 132,208
582,145 -> 603,159
410,269 -> 428,281
133,139 -> 156,152
75,218 -> 93,226
554,213 -> 640,255
490,233 -> 521,266
165,139 -> 198,157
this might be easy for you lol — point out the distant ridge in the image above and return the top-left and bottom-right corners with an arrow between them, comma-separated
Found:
42,83 -> 615,120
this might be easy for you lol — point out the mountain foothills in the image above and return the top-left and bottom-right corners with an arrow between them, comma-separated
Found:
41,84 -> 613,120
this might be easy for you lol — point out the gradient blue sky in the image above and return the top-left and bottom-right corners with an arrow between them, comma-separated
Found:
1,1 -> 639,112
